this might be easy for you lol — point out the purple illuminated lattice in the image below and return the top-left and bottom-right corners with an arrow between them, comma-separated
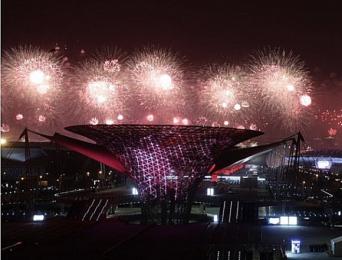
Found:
66,125 -> 261,201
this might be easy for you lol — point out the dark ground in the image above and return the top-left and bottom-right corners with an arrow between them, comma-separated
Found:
2,219 -> 209,260
2,218 -> 342,260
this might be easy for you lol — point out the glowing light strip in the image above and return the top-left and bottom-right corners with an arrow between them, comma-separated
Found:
299,157 -> 342,164
321,189 -> 333,197
82,199 -> 95,221
228,201 -> 233,223
236,200 -> 240,222
96,199 -> 109,221
221,201 -> 226,222
89,199 -> 103,221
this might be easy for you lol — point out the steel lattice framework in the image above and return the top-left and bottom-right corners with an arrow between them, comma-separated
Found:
66,125 -> 262,202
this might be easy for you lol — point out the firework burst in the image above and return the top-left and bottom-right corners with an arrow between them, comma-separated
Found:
2,46 -> 63,95
317,108 -> 342,128
199,64 -> 252,126
249,48 -> 313,131
71,48 -> 129,124
1,46 -> 64,134
128,48 -> 185,114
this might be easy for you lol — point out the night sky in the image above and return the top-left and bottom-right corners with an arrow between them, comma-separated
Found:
2,1 -> 342,148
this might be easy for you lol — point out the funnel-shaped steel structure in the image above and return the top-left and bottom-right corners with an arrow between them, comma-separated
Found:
65,124 -> 262,223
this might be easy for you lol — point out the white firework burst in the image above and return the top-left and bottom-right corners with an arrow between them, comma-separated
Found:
128,48 -> 185,113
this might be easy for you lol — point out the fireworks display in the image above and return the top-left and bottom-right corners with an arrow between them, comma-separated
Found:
2,46 -> 63,95
1,46 -> 63,132
72,48 -> 128,124
317,109 -> 342,128
249,49 -> 312,130
1,45 -> 337,146
199,64 -> 252,125
128,48 -> 185,114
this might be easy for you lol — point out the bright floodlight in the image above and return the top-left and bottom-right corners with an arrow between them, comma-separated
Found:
268,217 -> 280,225
316,160 -> 332,170
289,216 -> 298,225
213,214 -> 218,223
33,214 -> 45,221
159,73 -> 172,90
132,187 -> 139,195
0,138 -> 7,145
300,94 -> 311,106
280,216 -> 289,225
29,69 -> 46,85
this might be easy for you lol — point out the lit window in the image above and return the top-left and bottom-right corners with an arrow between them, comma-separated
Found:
33,214 -> 44,221
132,187 -> 139,195
289,216 -> 298,225
280,216 -> 289,225
268,217 -> 280,225
207,188 -> 214,196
